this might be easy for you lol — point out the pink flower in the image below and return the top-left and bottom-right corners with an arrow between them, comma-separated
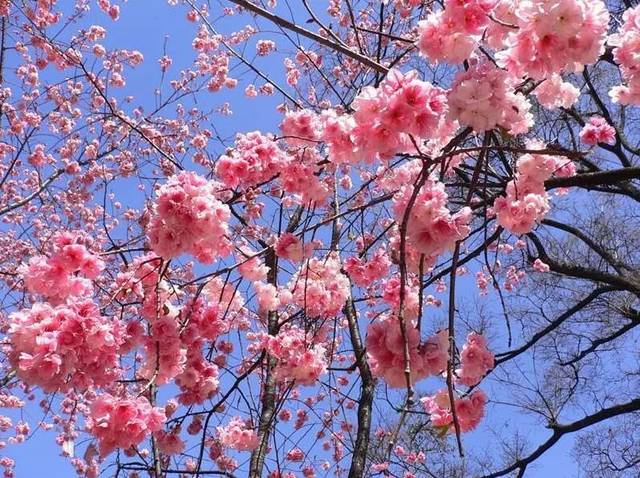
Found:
155,430 -> 185,455
237,249 -> 269,282
533,258 -> 551,272
533,74 -> 580,109
609,6 -> 640,105
147,171 -> 232,263
8,300 -> 125,392
19,234 -> 104,304
579,117 -> 616,145
288,253 -> 350,318
216,417 -> 258,451
393,178 -> 471,259
366,314 -> 447,388
253,326 -> 327,385
215,131 -> 289,189
421,389 -> 487,432
286,447 -> 305,461
253,281 -> 280,312
456,333 -> 494,386
86,394 -> 165,457
493,142 -> 573,234
448,61 -> 533,134
344,248 -> 391,288
496,0 -> 609,80
275,233 -> 305,262
280,110 -> 320,146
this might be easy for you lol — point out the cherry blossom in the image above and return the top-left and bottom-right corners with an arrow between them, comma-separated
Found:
609,5 -> 640,104
147,171 -> 232,263
216,416 -> 259,451
86,394 -> 165,457
579,117 -> 617,146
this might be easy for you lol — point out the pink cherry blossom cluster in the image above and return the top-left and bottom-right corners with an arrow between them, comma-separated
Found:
366,314 -> 448,388
156,429 -> 186,455
381,276 -> 421,321
253,281 -> 284,313
280,109 -> 321,146
393,178 -> 472,259
278,148 -> 331,204
421,389 -> 487,432
350,70 -> 449,161
533,74 -> 580,110
319,110 -> 358,164
495,0 -> 609,80
19,232 -> 104,304
344,248 -> 391,288
237,248 -> 269,282
174,298 -> 228,404
607,6 -> 640,105
216,416 -> 258,451
533,258 -> 551,273
8,300 -> 124,392
417,0 -> 494,64
216,131 -> 329,203
138,289 -> 187,385
493,144 -> 575,234
275,233 -> 318,262
456,333 -> 494,386
250,326 -> 327,385
86,393 -> 165,457
579,117 -> 616,146
289,253 -> 350,318
448,61 -> 532,134
280,70 -> 449,164
147,171 -> 232,263
216,131 -> 289,189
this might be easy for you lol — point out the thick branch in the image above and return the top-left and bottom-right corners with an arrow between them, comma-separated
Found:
544,167 -> 640,189
481,397 -> 640,478
344,296 -> 374,478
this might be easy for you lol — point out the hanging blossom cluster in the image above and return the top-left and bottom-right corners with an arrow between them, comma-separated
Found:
86,393 -> 165,457
280,69 -> 451,163
416,0 -> 609,81
288,253 -> 350,318
137,279 -> 235,404
216,131 -> 289,189
19,232 -> 104,304
365,314 -> 448,388
579,116 -> 617,146
147,171 -> 232,263
344,247 -> 392,288
416,0 -> 494,64
275,232 -> 316,263
421,389 -> 488,432
393,177 -> 472,260
609,5 -> 640,105
216,130 -> 330,203
174,298 -> 229,405
495,0 -> 609,79
532,74 -> 580,110
492,142 -> 576,234
348,70 -> 450,161
456,333 -> 495,386
447,61 -> 533,134
7,300 -> 125,392
249,325 -> 328,386
216,416 -> 259,451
